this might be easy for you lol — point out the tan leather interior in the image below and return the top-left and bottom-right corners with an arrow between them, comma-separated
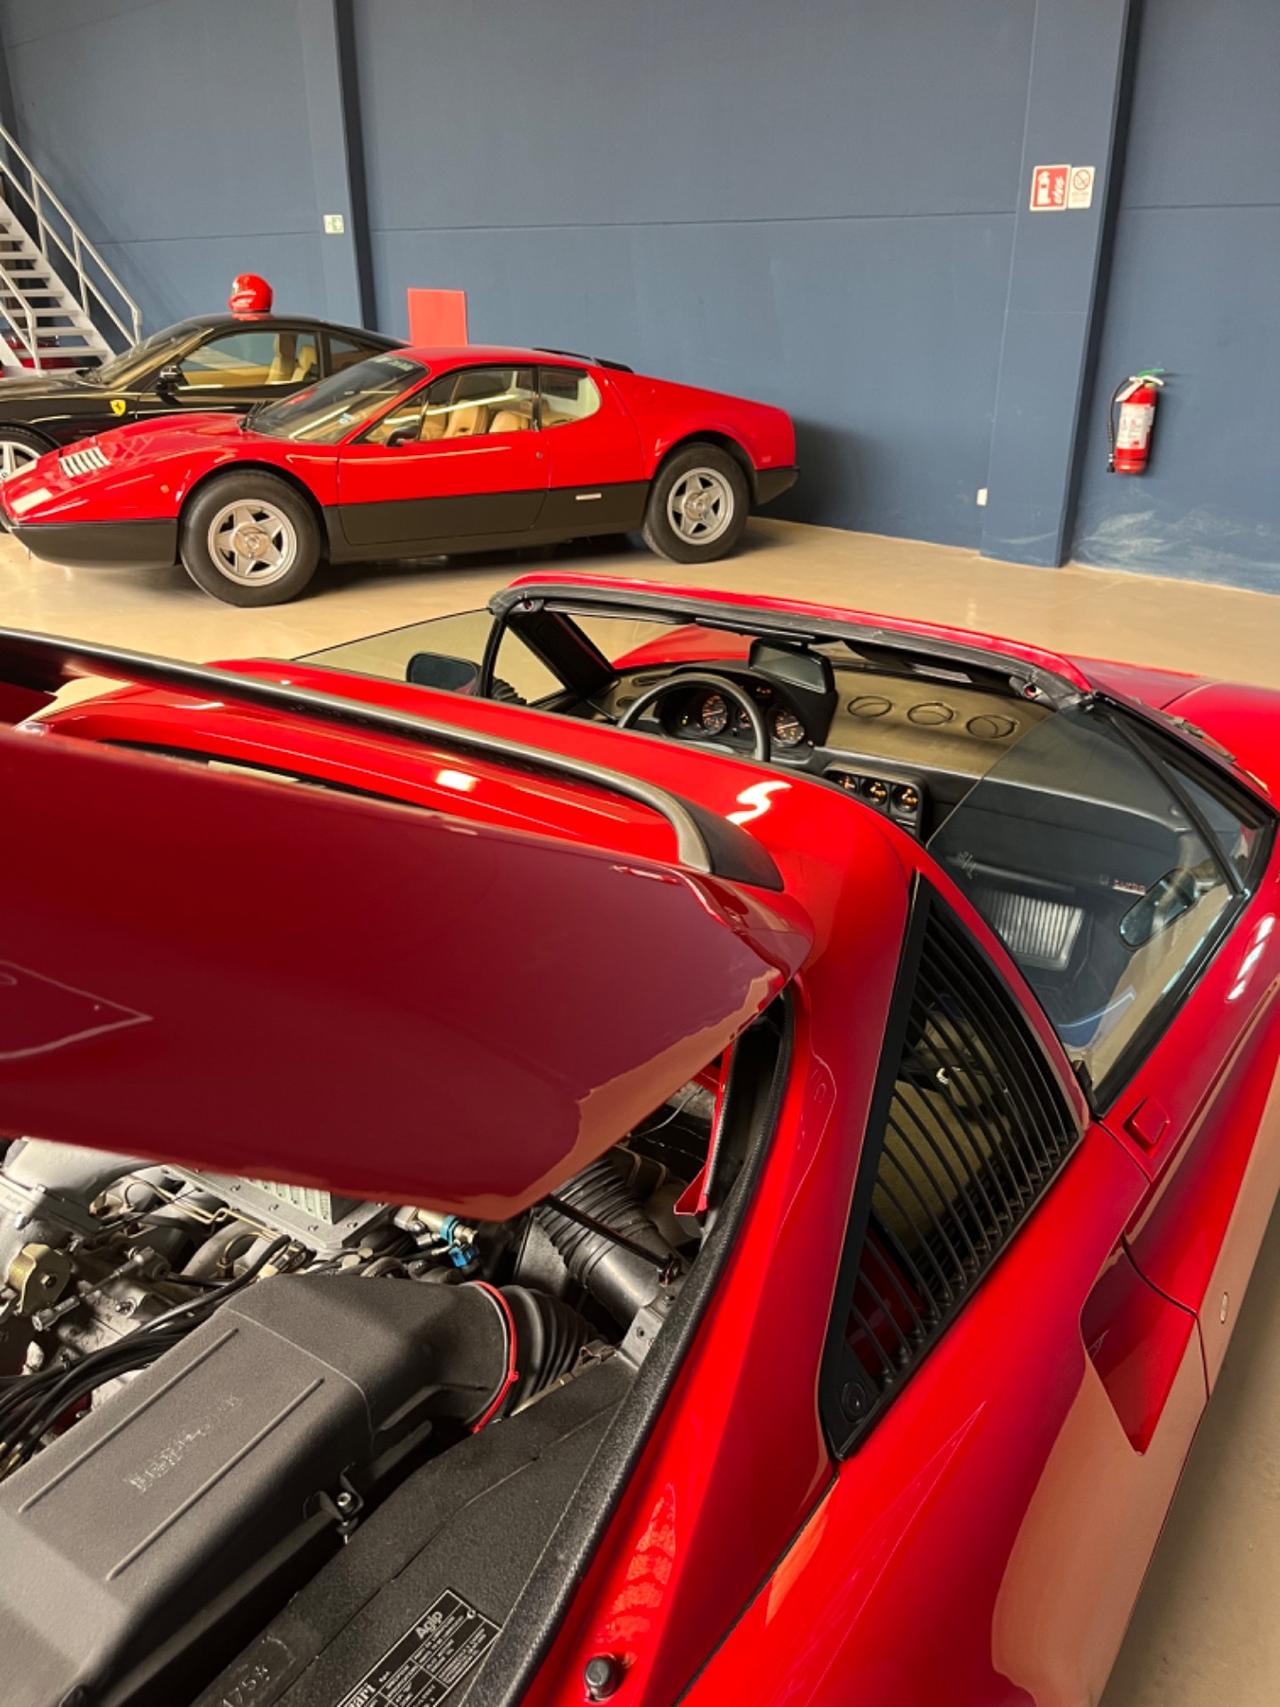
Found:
490,407 -> 532,433
265,336 -> 318,385
443,403 -> 489,438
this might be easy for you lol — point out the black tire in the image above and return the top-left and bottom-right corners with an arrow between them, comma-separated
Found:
641,443 -> 750,565
0,425 -> 53,483
179,472 -> 321,606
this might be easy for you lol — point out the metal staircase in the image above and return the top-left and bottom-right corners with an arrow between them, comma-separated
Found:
0,122 -> 141,373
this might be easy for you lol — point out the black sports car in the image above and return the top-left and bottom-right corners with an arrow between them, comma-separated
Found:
0,313 -> 398,481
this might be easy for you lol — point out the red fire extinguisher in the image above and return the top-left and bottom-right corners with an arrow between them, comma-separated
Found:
1107,369 -> 1165,474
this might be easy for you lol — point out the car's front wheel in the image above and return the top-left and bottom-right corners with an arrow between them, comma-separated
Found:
641,443 -> 750,564
0,427 -> 51,483
179,473 -> 321,606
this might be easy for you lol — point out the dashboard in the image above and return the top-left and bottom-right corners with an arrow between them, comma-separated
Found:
602,658 -> 1049,841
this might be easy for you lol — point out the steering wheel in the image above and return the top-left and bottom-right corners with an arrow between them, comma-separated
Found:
616,671 -> 773,763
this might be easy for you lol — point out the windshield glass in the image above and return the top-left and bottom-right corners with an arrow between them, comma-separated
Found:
93,322 -> 198,387
251,354 -> 427,444
300,608 -> 695,704
927,703 -> 1238,1099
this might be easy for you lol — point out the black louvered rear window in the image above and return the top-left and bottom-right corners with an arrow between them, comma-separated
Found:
822,888 -> 1080,1455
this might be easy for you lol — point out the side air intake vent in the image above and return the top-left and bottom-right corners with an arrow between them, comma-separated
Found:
58,444 -> 109,478
822,888 -> 1080,1453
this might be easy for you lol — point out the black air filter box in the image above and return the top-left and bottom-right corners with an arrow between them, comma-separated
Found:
0,1274 -> 514,1707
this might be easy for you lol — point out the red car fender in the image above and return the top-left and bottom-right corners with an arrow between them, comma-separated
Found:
609,371 -> 795,478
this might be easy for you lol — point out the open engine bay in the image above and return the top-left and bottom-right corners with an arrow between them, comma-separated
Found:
0,1066 -> 728,1707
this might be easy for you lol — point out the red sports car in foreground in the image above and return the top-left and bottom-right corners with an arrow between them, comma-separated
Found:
0,347 -> 796,604
0,574 -> 1277,1707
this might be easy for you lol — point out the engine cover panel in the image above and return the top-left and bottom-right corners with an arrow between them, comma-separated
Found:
0,1275 -> 509,1707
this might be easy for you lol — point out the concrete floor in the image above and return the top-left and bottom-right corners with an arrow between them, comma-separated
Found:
3,517 -> 1279,1704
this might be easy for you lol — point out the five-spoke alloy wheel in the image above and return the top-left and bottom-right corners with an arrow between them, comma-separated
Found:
179,472 -> 321,606
642,442 -> 750,564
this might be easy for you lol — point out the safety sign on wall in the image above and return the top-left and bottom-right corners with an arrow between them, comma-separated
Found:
1030,164 -> 1096,211
1030,163 -> 1099,211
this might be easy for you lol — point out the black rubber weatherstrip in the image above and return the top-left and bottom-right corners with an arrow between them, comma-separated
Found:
458,1002 -> 794,1707
490,581 -> 1085,709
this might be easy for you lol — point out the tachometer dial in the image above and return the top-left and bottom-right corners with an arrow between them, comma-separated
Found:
697,692 -> 730,736
773,708 -> 805,748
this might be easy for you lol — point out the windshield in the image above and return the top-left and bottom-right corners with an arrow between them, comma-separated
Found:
250,354 -> 428,444
300,607 -> 697,704
92,323 -> 198,387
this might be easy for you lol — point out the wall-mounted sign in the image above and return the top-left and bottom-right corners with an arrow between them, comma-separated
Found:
1030,164 -> 1069,211
323,213 -> 346,235
1067,166 -> 1096,209
1030,164 -> 1096,211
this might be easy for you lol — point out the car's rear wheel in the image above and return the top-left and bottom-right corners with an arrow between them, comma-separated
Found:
179,473 -> 321,606
0,427 -> 51,482
641,443 -> 749,564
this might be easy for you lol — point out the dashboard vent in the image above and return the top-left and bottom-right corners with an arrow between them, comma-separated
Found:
59,444 -> 109,478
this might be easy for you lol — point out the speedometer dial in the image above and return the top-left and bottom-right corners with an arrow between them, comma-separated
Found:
698,692 -> 730,735
772,708 -> 805,748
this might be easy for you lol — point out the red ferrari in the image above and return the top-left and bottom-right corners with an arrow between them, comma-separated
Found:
0,346 -> 796,605
0,574 -> 1277,1707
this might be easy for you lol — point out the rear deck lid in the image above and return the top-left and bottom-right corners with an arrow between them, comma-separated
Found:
0,726 -> 810,1218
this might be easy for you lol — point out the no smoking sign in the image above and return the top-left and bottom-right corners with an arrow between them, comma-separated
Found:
1030,164 -> 1096,211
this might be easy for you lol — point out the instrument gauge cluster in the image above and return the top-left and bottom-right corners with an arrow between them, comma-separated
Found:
675,680 -> 811,751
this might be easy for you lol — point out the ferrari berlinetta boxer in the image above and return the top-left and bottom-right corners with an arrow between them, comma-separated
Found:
0,347 -> 797,603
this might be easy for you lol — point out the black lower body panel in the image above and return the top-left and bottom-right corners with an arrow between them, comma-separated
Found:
537,479 -> 648,535
755,465 -> 799,505
7,517 -> 178,570
327,482 -> 650,563
195,1358 -> 630,1707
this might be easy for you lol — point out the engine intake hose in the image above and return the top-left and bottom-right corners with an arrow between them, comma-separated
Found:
534,1156 -> 677,1325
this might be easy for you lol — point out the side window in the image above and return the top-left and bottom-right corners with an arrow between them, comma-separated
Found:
927,705 -> 1248,1101
178,329 -> 318,389
539,366 -> 602,428
419,366 -> 538,440
1159,748 -> 1269,885
328,333 -> 379,374
821,893 -> 1079,1455
362,390 -> 426,447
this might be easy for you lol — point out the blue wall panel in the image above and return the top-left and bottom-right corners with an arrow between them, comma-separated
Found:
0,0 -> 329,329
1071,0 -> 1280,589
1,0 -> 1275,588
353,0 -> 1033,546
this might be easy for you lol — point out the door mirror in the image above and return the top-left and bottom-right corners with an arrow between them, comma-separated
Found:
385,423 -> 420,449
155,363 -> 183,395
406,652 -> 481,694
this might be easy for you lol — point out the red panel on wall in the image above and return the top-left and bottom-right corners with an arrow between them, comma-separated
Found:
406,288 -> 468,345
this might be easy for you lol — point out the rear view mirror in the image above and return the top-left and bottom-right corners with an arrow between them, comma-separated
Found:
1119,867 -> 1200,948
406,652 -> 481,694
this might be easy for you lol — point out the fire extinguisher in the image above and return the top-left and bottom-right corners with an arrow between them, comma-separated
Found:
1107,369 -> 1165,474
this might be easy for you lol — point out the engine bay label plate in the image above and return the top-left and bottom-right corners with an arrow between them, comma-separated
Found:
334,1590 -> 500,1706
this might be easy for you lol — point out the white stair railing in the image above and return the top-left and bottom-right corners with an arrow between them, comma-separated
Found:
0,120 -> 141,353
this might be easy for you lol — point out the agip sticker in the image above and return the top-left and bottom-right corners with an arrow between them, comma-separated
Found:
334,1589 -> 500,1707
